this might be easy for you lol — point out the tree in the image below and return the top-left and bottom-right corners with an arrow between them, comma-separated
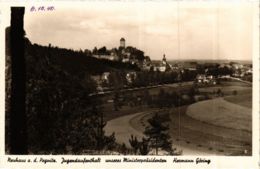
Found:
92,47 -> 98,54
217,88 -> 223,97
97,46 -> 109,55
108,71 -> 125,89
144,113 -> 172,155
139,137 -> 150,155
113,91 -> 121,111
84,49 -> 91,56
9,7 -> 28,154
120,143 -> 128,155
109,71 -> 125,111
129,135 -> 150,155
91,104 -> 106,151
125,46 -> 145,61
129,135 -> 139,155
91,102 -> 117,153
143,89 -> 151,106
188,85 -> 198,102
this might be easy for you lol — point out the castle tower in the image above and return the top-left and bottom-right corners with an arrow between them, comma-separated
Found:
120,37 -> 125,48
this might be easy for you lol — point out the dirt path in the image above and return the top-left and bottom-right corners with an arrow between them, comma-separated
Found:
105,112 -> 145,147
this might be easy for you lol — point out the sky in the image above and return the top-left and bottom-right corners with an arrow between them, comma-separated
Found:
21,1 -> 254,61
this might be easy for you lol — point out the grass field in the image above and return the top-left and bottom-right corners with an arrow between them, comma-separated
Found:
187,80 -> 252,132
186,98 -> 251,132
198,85 -> 251,96
224,93 -> 252,108
168,106 -> 251,155
219,80 -> 252,87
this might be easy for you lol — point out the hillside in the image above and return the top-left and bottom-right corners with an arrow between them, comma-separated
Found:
5,27 -> 120,154
27,43 -> 140,76
6,27 -> 140,77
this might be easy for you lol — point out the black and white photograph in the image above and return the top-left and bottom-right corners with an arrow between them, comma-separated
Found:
3,0 -> 257,160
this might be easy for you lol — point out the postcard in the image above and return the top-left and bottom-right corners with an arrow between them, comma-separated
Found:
0,0 -> 259,168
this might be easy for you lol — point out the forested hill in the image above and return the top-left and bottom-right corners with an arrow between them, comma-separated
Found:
5,27 -> 119,154
6,28 -> 140,76
25,43 -> 140,75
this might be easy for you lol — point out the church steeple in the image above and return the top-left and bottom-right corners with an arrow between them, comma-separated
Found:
162,54 -> 167,65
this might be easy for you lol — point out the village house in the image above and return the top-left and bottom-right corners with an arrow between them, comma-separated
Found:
171,63 -> 179,70
142,58 -> 152,71
92,46 -> 120,61
90,75 -> 101,91
122,56 -> 130,63
101,72 -> 110,84
230,62 -> 244,70
126,72 -> 137,84
196,74 -> 216,85
196,74 -> 206,83
92,54 -> 109,59
245,69 -> 252,75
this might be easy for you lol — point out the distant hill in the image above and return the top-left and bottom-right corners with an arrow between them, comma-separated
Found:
168,59 -> 252,65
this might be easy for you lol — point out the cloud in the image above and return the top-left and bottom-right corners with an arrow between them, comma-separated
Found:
24,2 -> 254,60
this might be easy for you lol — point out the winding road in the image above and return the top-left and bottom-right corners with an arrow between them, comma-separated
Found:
105,110 -> 225,155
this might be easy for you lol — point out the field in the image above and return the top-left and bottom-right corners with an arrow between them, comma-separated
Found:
224,94 -> 252,108
168,105 -> 251,155
189,81 -> 252,132
186,98 -> 251,132
104,80 -> 252,155
184,80 -> 252,154
198,81 -> 251,96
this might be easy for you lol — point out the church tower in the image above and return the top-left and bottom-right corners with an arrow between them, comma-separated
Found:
162,54 -> 167,65
120,37 -> 125,48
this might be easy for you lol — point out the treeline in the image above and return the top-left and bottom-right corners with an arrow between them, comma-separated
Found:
103,70 -> 197,90
113,86 -> 200,112
132,71 -> 180,87
26,41 -> 139,76
104,71 -> 179,88
197,63 -> 233,76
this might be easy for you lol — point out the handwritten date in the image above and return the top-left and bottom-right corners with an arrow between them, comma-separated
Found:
30,6 -> 55,12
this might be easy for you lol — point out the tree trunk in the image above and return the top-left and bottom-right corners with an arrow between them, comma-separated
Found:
9,7 -> 27,154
